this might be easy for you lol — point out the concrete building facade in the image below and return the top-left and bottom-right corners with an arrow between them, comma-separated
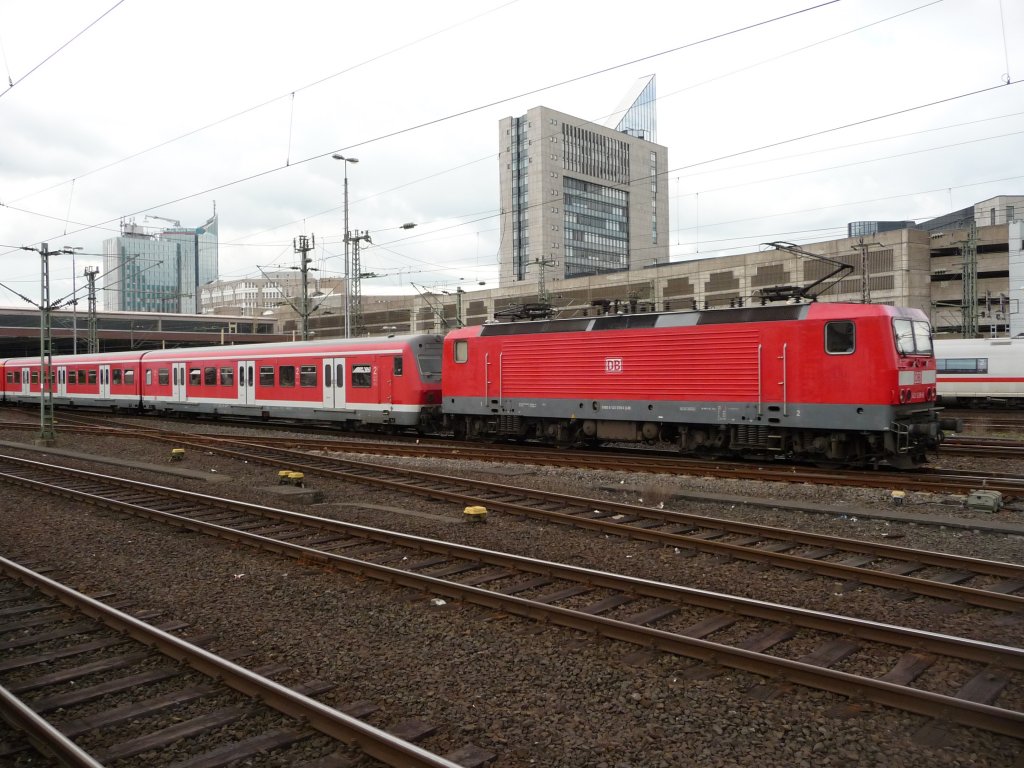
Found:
497,76 -> 669,293
342,196 -> 1022,341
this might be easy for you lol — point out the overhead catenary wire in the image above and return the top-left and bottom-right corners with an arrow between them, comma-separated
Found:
3,0 -> 1020,301
0,0 -> 126,101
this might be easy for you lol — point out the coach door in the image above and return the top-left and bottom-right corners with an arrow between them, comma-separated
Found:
56,366 -> 67,397
171,362 -> 188,402
98,365 -> 110,398
20,367 -> 30,396
237,360 -> 255,405
322,358 -> 347,410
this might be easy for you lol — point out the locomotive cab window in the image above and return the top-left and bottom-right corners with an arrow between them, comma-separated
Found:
825,321 -> 855,355
393,356 -> 403,376
893,318 -> 933,355
454,339 -> 468,363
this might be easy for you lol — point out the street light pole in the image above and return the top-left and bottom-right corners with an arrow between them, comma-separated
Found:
332,153 -> 359,338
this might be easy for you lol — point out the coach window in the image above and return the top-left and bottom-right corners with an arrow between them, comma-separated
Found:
937,357 -> 988,374
203,367 -> 216,386
124,370 -> 134,385
5,371 -> 12,383
220,367 -> 234,386
79,370 -> 87,384
88,370 -> 96,385
259,366 -> 275,387
190,368 -> 202,386
393,356 -> 403,376
146,370 -> 152,386
454,339 -> 468,363
113,369 -> 123,385
825,321 -> 855,355
351,364 -> 372,388
279,365 -> 296,387
299,365 -> 317,387
158,368 -> 169,386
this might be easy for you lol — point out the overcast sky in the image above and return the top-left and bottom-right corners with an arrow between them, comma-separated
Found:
1,0 -> 1022,310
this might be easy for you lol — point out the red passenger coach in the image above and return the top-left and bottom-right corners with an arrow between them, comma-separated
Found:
1,334 -> 444,431
137,334 -> 442,429
442,302 -> 953,467
2,350 -> 145,408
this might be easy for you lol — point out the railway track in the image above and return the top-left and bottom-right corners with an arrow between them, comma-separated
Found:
4,441 -> 1023,614
0,556 -> 484,767
941,435 -> 1024,458
9,414 -> 1024,497
0,457 -> 1021,741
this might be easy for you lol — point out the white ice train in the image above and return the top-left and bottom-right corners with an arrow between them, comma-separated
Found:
934,337 -> 1024,407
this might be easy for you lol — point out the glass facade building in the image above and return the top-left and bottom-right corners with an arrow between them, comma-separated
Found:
103,214 -> 219,313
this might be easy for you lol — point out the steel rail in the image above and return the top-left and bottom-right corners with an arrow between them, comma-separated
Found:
3,446 -> 1023,613
0,556 -> 465,768
13,412 -> 1024,493
0,684 -> 105,768
4,480 -> 1023,741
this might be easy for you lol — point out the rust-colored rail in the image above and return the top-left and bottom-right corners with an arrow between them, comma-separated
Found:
1,459 -> 1022,741
0,556 -> 473,767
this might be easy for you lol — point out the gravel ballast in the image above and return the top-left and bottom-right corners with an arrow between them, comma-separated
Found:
1,418 -> 1022,767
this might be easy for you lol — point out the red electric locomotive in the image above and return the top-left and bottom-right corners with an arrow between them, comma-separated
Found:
441,302 -> 955,468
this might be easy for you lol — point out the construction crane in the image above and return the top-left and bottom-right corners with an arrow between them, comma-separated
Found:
144,214 -> 181,228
